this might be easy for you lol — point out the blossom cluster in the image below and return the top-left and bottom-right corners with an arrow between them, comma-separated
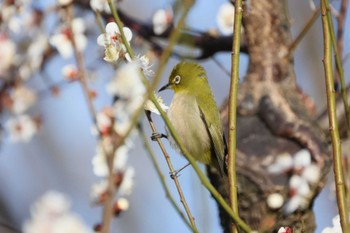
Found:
152,8 -> 173,35
90,19 -> 170,219
0,1 -> 47,143
267,149 -> 321,213
97,22 -> 132,63
321,215 -> 342,233
216,2 -> 235,35
23,191 -> 92,233
49,17 -> 87,59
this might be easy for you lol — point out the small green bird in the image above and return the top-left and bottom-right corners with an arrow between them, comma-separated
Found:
159,62 -> 227,174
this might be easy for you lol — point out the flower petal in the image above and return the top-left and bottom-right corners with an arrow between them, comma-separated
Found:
97,34 -> 107,46
123,27 -> 133,41
105,22 -> 119,34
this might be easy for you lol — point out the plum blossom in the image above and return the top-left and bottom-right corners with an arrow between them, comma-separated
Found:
23,191 -> 91,233
266,193 -> 284,210
0,34 -> 16,76
19,34 -> 49,80
57,0 -> 73,6
5,115 -> 38,142
106,62 -> 146,134
267,152 -> 293,173
267,149 -> 321,213
10,85 -> 37,114
90,0 -> 110,13
152,8 -> 173,35
136,54 -> 155,77
321,215 -> 342,233
49,18 -> 87,58
217,2 -> 235,35
90,180 -> 108,203
144,93 -> 169,115
97,22 -> 132,63
62,64 -> 79,81
106,62 -> 145,100
92,143 -> 130,177
118,167 -> 135,196
94,107 -> 114,136
278,227 -> 293,233
114,197 -> 129,215
91,141 -> 135,205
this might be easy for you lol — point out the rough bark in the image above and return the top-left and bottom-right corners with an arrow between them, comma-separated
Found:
207,0 -> 332,232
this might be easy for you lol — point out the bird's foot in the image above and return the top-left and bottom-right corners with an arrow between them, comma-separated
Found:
151,132 -> 167,141
169,163 -> 191,179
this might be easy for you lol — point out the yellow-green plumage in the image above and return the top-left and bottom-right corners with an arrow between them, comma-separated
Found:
159,62 -> 227,174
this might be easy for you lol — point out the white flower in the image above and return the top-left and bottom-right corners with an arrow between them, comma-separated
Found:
115,197 -> 129,211
284,195 -> 308,213
97,22 -> 132,63
49,18 -> 87,58
302,164 -> 320,184
92,143 -> 130,177
118,167 -> 135,196
5,115 -> 38,142
136,54 -> 154,77
92,145 -> 109,177
31,191 -> 70,216
266,193 -> 284,210
267,153 -> 293,174
23,191 -> 91,233
20,34 -> 49,80
217,2 -> 235,35
106,62 -> 146,135
0,34 -> 16,75
321,215 -> 342,233
144,93 -> 169,115
152,8 -> 173,35
112,102 -> 133,136
289,175 -> 310,196
90,179 -> 108,203
95,107 -> 114,136
62,64 -> 79,81
51,214 -> 91,233
10,85 -> 37,114
57,0 -> 73,6
90,0 -> 110,13
106,62 -> 145,98
278,227 -> 292,233
293,149 -> 311,169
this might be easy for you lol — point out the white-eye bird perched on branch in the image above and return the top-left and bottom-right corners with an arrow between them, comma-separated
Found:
158,61 -> 227,175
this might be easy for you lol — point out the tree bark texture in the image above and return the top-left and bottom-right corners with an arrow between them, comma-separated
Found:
207,0 -> 332,232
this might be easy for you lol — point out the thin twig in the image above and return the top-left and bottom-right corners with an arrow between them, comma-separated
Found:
138,123 -> 194,230
228,1 -> 243,232
324,0 -> 350,137
320,1 -> 349,233
287,8 -> 320,55
211,56 -> 231,78
145,112 -> 199,232
336,0 -> 350,225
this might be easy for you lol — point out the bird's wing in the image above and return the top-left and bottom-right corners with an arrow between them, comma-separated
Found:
198,106 -> 226,175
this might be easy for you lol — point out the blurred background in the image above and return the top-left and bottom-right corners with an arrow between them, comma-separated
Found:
0,0 -> 348,232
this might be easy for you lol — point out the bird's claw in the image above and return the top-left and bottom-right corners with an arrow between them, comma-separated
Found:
169,170 -> 181,179
151,132 -> 167,141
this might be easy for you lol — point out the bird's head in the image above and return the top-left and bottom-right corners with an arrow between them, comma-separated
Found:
159,62 -> 208,94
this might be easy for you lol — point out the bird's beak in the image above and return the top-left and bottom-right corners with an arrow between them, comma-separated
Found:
158,83 -> 171,92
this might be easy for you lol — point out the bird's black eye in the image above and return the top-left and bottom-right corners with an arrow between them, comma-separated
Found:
174,75 -> 181,84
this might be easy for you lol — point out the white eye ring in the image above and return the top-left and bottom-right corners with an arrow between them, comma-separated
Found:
174,75 -> 181,84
